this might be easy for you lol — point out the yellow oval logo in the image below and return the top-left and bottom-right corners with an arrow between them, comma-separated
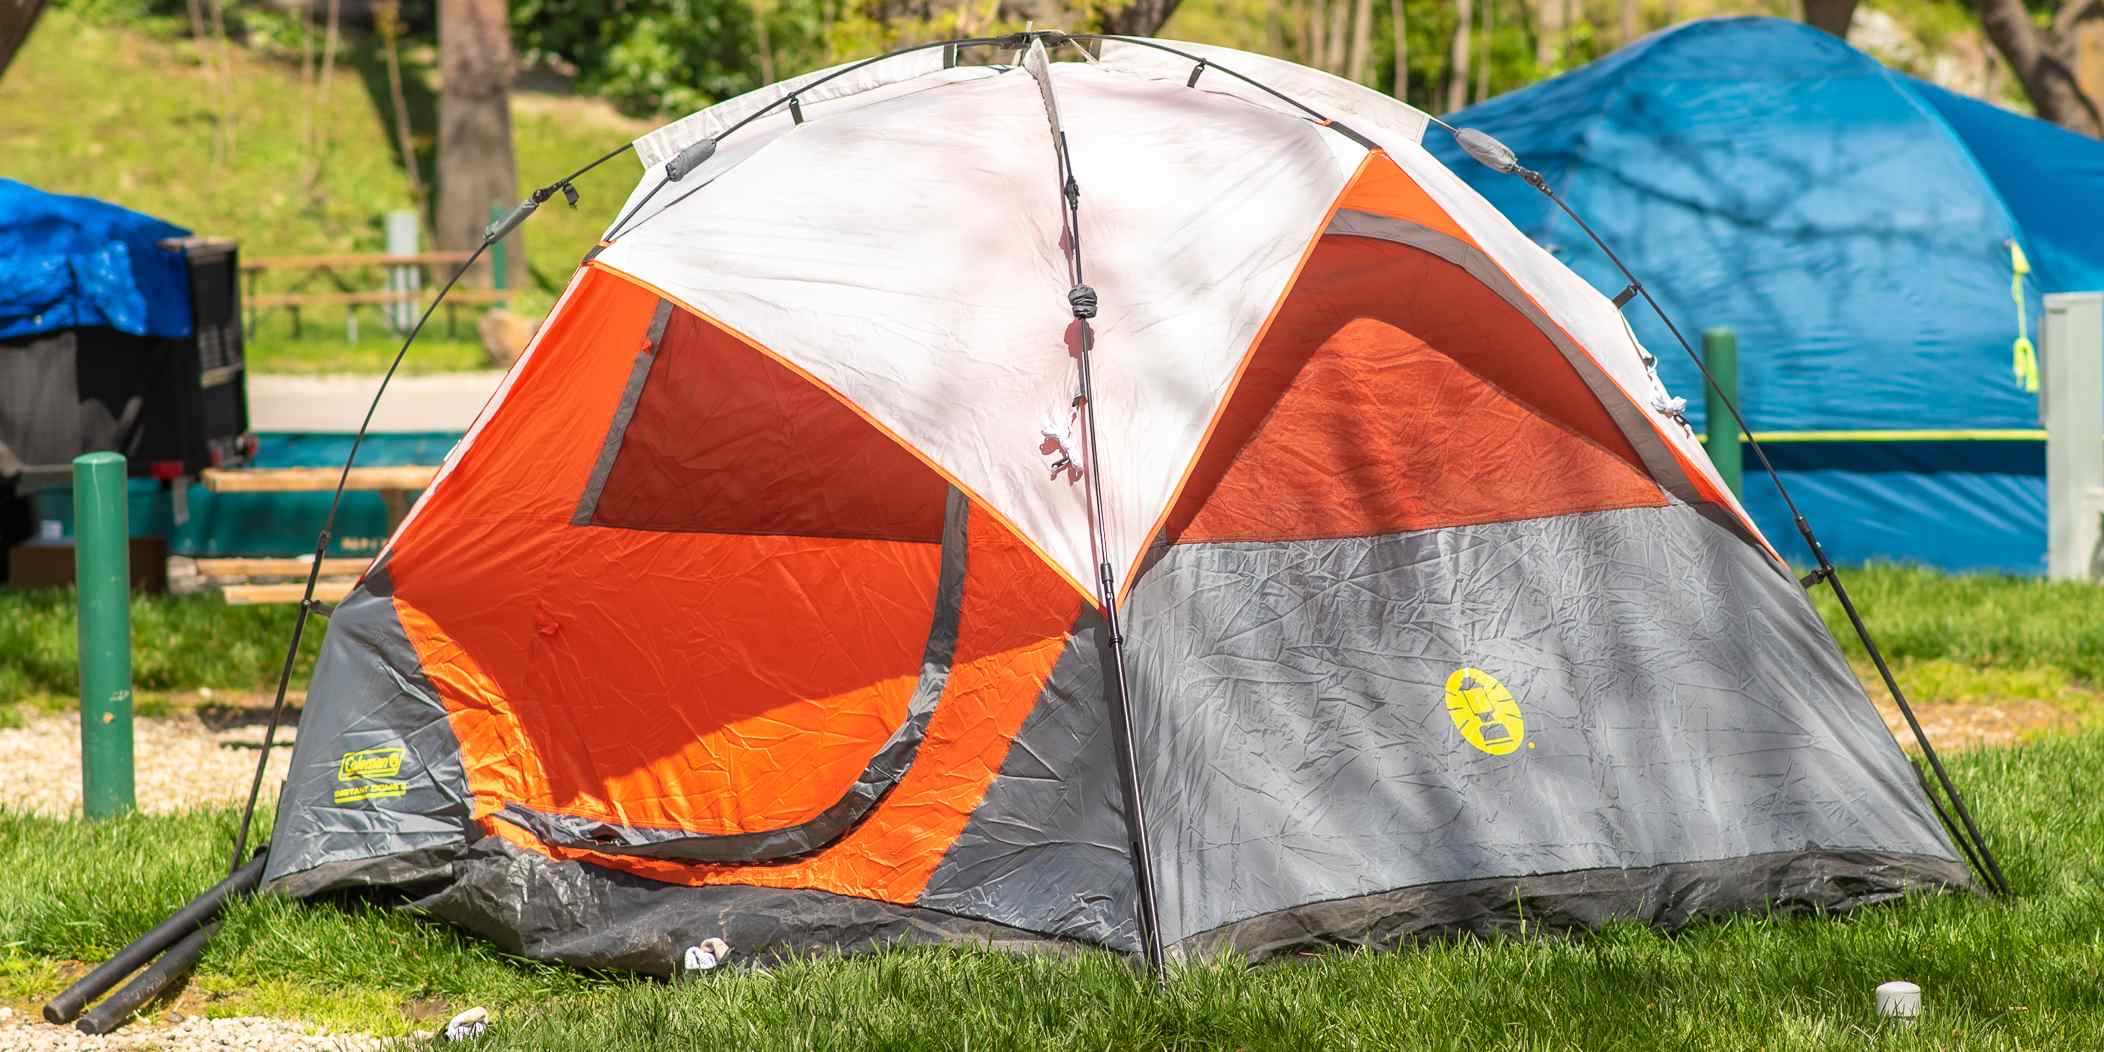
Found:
1444,667 -> 1526,756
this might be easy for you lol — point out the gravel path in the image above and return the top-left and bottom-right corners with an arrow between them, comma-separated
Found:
0,706 -> 295,818
0,1010 -> 396,1051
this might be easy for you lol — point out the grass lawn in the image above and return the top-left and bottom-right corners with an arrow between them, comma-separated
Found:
3,564 -> 2103,1047
0,10 -> 650,373
0,733 -> 2097,1049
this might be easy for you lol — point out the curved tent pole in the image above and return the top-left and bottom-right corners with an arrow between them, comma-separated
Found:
607,31 -> 1388,248
226,145 -> 636,875
1446,127 -> 2011,897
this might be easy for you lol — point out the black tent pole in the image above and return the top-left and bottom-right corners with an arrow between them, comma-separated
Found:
1444,125 -> 2009,895
1027,49 -> 1169,975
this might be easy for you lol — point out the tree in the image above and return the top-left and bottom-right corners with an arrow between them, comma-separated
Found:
0,0 -> 46,83
1346,0 -> 1372,82
1389,0 -> 1406,99
439,0 -> 522,285
1446,0 -> 1472,111
1976,0 -> 2103,137
1535,0 -> 1564,70
1098,0 -> 1183,35
1800,0 -> 1856,37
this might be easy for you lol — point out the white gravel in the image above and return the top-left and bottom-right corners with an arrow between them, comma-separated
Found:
0,1010 -> 401,1051
0,708 -> 294,818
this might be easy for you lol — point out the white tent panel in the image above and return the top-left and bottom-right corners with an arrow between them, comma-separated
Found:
597,63 -> 1363,599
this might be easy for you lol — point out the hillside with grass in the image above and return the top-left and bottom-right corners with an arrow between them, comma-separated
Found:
0,9 -> 650,373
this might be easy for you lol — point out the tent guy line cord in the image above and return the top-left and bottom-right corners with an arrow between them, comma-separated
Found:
1451,127 -> 2010,897
227,149 -> 633,877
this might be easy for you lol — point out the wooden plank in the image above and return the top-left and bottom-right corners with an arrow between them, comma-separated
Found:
194,558 -> 371,580
221,579 -> 358,606
242,251 -> 478,270
249,289 -> 510,307
199,466 -> 438,494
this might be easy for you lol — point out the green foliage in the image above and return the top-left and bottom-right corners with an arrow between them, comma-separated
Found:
2,730 -> 2101,1045
0,589 -> 322,700
0,9 -> 641,369
513,0 -> 768,117
1810,563 -> 2104,686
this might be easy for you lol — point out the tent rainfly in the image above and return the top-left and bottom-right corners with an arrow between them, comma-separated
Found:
259,36 -> 1974,971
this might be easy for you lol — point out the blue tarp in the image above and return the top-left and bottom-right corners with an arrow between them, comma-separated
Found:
0,178 -> 193,341
1430,16 -> 2104,574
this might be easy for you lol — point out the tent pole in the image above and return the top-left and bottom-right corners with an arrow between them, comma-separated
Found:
227,148 -> 636,875
1025,42 -> 1168,975
1074,319 -> 1169,978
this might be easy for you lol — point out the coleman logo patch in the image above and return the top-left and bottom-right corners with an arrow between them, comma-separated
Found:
335,746 -> 407,804
1443,667 -> 1529,756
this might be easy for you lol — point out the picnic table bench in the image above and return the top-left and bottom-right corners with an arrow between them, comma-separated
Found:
241,251 -> 508,340
195,465 -> 439,604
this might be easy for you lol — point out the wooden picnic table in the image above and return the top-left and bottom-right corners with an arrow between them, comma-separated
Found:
196,466 -> 439,604
239,251 -> 507,339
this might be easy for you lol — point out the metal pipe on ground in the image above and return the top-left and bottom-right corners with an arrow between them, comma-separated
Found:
74,922 -> 221,1036
41,854 -> 267,1024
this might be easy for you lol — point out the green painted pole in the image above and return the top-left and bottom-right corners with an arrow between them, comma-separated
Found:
73,452 -> 134,820
488,201 -> 508,293
1702,328 -> 1744,499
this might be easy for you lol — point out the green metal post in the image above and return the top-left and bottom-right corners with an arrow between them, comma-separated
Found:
73,452 -> 134,820
1702,328 -> 1744,499
488,201 -> 508,293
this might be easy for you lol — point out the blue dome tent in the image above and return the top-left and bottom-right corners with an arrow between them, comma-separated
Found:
1430,17 -> 2104,574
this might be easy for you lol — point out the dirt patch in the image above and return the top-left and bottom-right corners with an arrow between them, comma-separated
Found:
0,702 -> 299,819
0,1008 -> 389,1050
1871,697 -> 2078,753
1854,660 -> 2093,752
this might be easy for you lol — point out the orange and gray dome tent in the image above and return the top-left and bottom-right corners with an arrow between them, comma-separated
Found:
258,35 -> 1973,972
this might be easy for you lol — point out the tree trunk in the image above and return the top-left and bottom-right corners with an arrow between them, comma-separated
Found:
438,0 -> 521,286
308,0 -> 341,192
1619,0 -> 1637,46
1307,0 -> 1329,70
1535,0 -> 1564,70
0,0 -> 47,83
1446,0 -> 1472,111
1975,0 -> 2103,137
1800,0 -> 1856,37
753,0 -> 775,84
1327,0 -> 1350,73
1347,0 -> 1373,83
1391,0 -> 1408,100
1098,0 -> 1182,35
1477,0 -> 1492,101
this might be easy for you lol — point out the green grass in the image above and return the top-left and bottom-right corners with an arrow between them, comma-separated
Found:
242,331 -> 493,376
0,11 -> 647,373
0,588 -> 320,706
1812,563 -> 2104,689
1,731 -> 2099,1048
